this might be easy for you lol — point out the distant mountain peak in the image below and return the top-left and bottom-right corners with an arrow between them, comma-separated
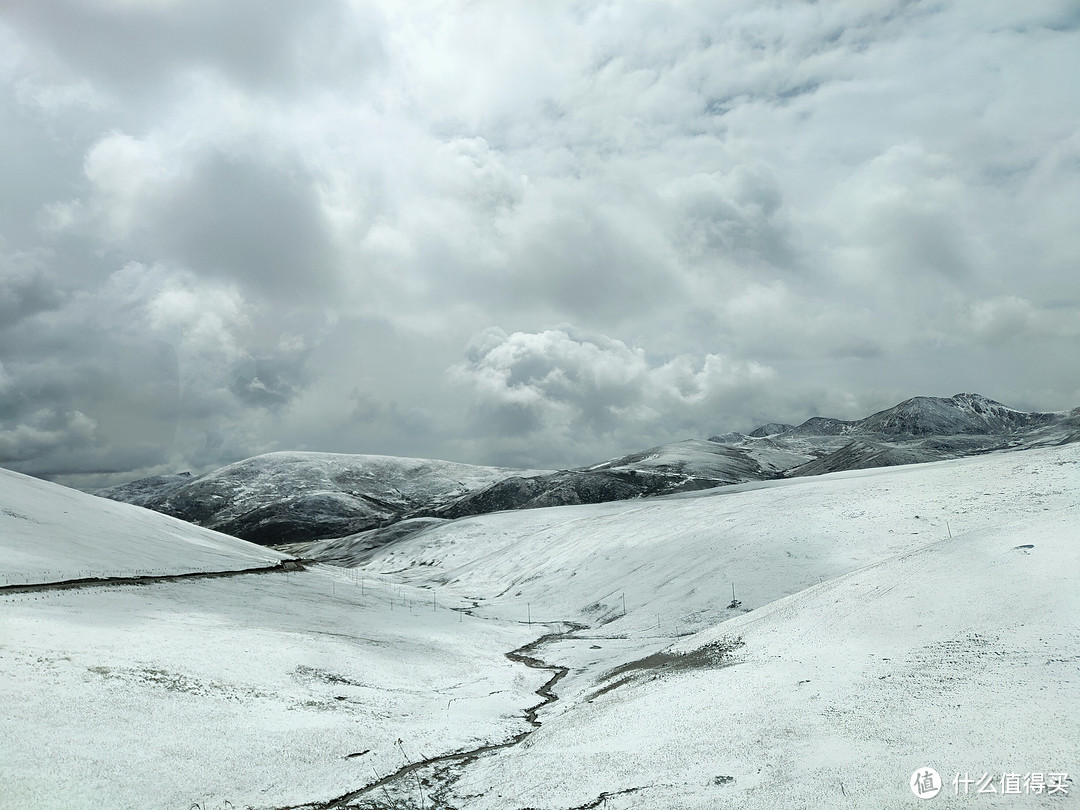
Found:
857,393 -> 1050,437
748,423 -> 795,438
747,392 -> 1059,440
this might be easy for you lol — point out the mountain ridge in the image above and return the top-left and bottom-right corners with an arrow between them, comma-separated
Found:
95,393 -> 1079,547
778,393 -> 1060,439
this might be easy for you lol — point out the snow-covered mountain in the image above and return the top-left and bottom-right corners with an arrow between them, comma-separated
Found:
785,392 -> 1061,438
98,394 -> 1078,548
431,439 -> 811,522
709,393 -> 1079,480
95,441 -> 811,546
97,451 -> 539,545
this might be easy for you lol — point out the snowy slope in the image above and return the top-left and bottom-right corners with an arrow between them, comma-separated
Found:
447,501 -> 1079,809
585,438 -> 810,481
343,447 -> 1080,637
0,568 -> 547,810
295,517 -> 452,566
0,470 -> 551,810
584,438 -> 788,478
0,466 -> 288,586
350,444 -> 1080,809
5,445 -> 1077,809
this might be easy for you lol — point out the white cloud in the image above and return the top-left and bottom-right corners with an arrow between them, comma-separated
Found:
2,0 -> 1080,480
450,327 -> 776,463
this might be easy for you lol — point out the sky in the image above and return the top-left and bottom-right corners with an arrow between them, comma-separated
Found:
1,0 -> 1078,488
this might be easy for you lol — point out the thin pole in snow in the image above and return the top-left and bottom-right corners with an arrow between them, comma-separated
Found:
946,520 -> 952,538
528,603 -> 531,625
621,592 -> 626,615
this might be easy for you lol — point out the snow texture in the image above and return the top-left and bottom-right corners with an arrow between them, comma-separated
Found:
0,466 -> 288,586
2,441 -> 1077,809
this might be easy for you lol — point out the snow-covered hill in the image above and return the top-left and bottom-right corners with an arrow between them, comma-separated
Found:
0,470 -> 549,810
714,394 -> 1080,482
445,473 -> 1080,809
331,444 -> 1079,633
97,451 -> 540,545
2,444 -> 1077,809
326,443 -> 1080,809
784,393 -> 1061,438
0,466 -> 288,586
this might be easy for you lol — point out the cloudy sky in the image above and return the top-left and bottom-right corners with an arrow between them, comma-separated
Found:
1,0 -> 1078,487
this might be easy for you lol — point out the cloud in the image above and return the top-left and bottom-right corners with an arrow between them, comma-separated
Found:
0,408 -> 98,463
2,0 -> 385,101
47,134 -> 340,301
229,339 -> 311,411
0,242 -> 61,324
0,258 -> 323,483
1,0 -> 1079,483
966,296 -> 1080,344
661,164 -> 792,270
449,327 -> 776,464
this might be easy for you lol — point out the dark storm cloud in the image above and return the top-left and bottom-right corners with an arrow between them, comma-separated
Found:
1,0 -> 1078,484
154,151 -> 338,299
0,330 -> 179,475
230,344 -> 310,411
0,247 -> 62,325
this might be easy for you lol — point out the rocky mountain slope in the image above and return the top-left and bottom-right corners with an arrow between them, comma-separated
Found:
774,394 -> 1078,477
430,439 -> 812,521
98,394 -> 1079,548
97,451 -> 537,545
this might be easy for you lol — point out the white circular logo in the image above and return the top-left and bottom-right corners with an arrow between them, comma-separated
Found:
910,767 -> 942,799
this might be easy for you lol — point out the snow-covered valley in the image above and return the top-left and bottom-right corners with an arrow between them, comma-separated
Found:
2,443 -> 1078,808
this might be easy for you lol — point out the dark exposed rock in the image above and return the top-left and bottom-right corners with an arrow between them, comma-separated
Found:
748,423 -> 795,438
97,451 -> 527,546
